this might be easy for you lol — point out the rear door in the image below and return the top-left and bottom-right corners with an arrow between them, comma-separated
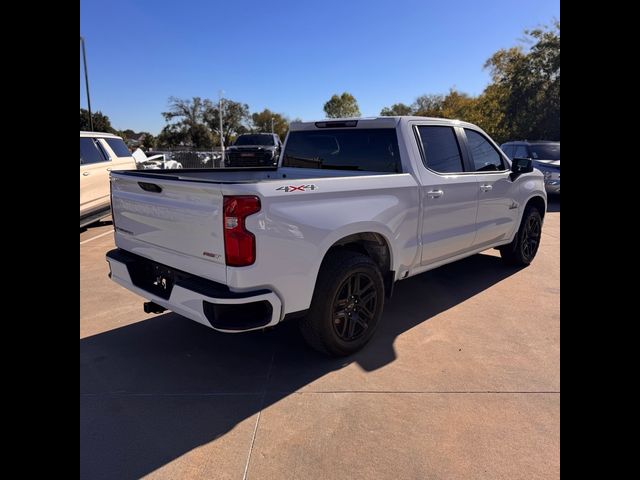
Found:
80,137 -> 111,216
110,172 -> 228,283
461,128 -> 519,248
413,124 -> 479,265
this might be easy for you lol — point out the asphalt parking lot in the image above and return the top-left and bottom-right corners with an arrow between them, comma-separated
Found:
80,197 -> 560,480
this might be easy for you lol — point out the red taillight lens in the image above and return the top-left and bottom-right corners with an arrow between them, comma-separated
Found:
223,195 -> 261,266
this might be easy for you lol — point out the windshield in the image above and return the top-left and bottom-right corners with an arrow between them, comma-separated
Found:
530,144 -> 560,161
233,135 -> 275,146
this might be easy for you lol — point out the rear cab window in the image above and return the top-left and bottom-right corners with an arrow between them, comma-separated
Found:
283,128 -> 401,173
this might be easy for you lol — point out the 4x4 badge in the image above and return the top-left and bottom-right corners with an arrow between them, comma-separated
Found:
276,184 -> 318,192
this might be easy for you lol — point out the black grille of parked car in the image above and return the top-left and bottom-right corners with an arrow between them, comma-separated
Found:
226,149 -> 275,167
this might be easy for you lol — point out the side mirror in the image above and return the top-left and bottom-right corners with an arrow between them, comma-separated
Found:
511,157 -> 533,175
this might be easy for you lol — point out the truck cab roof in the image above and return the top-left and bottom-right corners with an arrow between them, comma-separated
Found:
289,116 -> 478,131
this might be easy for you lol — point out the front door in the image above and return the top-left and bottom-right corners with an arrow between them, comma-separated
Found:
461,128 -> 519,248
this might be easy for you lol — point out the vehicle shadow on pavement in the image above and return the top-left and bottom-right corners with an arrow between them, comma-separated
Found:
80,219 -> 113,233
80,253 -> 521,480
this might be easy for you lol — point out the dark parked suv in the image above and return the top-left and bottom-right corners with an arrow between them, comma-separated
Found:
501,141 -> 560,194
225,133 -> 282,167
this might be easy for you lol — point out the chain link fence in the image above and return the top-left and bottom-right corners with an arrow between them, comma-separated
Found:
147,148 -> 225,168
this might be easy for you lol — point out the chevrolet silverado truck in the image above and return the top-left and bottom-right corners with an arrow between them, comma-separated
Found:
106,117 -> 546,356
225,133 -> 282,167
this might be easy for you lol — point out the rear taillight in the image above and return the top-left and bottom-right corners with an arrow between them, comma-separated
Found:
223,195 -> 261,266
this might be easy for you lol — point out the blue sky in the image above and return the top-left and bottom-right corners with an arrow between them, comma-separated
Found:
80,0 -> 559,135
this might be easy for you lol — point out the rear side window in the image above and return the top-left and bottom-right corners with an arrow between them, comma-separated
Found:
104,138 -> 131,157
80,138 -> 108,165
416,126 -> 464,173
464,129 -> 506,172
283,129 -> 401,173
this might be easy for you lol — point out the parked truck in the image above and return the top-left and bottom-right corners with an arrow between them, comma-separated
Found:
225,133 -> 282,167
106,117 -> 546,356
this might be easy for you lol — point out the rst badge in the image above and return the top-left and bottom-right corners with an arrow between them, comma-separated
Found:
276,184 -> 318,192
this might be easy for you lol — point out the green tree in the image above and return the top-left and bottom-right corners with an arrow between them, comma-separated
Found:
380,103 -> 413,116
141,132 -> 156,150
203,99 -> 251,146
251,109 -> 289,140
440,89 -> 479,122
474,84 -> 511,143
411,94 -> 445,117
483,21 -> 560,141
156,124 -> 189,148
80,109 -> 115,133
323,92 -> 361,118
162,96 -> 214,148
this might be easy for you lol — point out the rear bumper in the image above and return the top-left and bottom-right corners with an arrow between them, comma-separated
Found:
106,249 -> 282,332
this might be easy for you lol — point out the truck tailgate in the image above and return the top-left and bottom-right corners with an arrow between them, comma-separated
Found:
110,173 -> 228,284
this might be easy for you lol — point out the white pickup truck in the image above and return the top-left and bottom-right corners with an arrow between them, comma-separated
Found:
106,117 -> 546,356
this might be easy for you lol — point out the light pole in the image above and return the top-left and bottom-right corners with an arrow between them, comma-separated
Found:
218,90 -> 225,162
80,36 -> 93,131
271,116 -> 274,134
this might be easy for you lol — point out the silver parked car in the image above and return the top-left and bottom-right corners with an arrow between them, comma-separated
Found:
501,141 -> 560,194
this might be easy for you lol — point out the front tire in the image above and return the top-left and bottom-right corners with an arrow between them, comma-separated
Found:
300,250 -> 385,357
499,206 -> 543,266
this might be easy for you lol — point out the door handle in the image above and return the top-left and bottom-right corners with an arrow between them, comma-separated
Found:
106,168 -> 112,171
82,172 -> 90,176
480,184 -> 493,192
427,189 -> 444,198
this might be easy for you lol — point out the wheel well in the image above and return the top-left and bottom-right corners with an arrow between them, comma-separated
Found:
323,232 -> 394,297
526,196 -> 546,219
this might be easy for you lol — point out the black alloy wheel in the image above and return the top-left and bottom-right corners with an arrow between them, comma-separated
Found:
331,272 -> 378,342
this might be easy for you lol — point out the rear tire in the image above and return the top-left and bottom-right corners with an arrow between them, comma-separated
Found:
499,206 -> 543,266
300,250 -> 385,357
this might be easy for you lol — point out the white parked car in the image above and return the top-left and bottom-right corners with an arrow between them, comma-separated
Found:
132,148 -> 183,170
80,131 -> 136,228
106,117 -> 547,356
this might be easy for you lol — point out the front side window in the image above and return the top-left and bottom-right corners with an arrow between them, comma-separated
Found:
104,138 -> 132,157
416,126 -> 464,173
283,129 -> 401,172
80,138 -> 108,165
464,129 -> 506,172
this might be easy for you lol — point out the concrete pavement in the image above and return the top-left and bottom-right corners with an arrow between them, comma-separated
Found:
80,198 -> 560,479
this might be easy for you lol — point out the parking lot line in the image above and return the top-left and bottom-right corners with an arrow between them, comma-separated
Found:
80,230 -> 113,245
